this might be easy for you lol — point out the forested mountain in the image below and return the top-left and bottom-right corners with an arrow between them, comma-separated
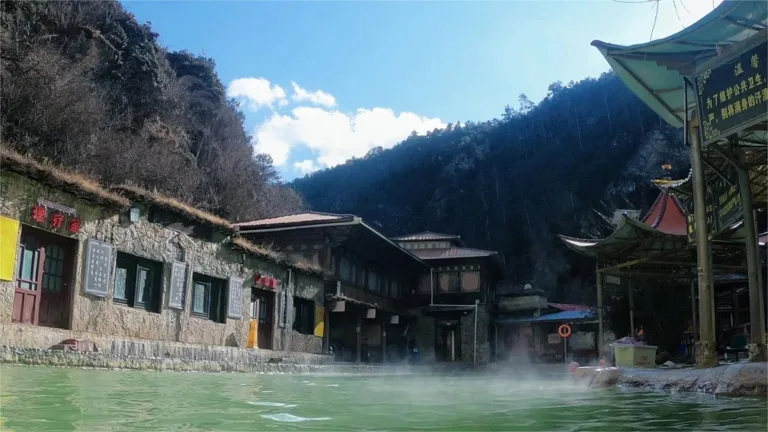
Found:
1,0 -> 692,307
0,0 -> 302,221
293,74 -> 692,302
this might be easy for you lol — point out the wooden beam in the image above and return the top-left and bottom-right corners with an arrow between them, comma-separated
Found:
601,270 -> 689,280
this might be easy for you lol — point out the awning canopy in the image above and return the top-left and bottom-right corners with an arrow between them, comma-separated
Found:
591,0 -> 768,130
592,1 -> 767,212
497,309 -> 596,325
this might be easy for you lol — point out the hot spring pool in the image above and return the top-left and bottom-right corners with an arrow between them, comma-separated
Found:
0,365 -> 765,431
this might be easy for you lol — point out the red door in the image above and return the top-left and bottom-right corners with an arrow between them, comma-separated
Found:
13,235 -> 45,325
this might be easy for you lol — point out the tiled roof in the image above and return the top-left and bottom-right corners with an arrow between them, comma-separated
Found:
548,303 -> 591,312
391,231 -> 461,242
640,191 -> 687,236
410,247 -> 497,260
236,211 -> 354,229
497,309 -> 596,324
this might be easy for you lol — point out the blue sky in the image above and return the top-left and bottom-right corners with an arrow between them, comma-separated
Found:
123,0 -> 721,180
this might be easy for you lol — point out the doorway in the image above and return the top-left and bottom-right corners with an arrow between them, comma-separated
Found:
13,226 -> 75,328
435,319 -> 461,362
251,289 -> 274,350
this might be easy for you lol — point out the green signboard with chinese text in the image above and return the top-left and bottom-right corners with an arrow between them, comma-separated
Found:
695,40 -> 768,145
680,166 -> 742,243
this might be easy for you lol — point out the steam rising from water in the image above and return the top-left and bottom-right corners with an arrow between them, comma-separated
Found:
1,364 -> 765,431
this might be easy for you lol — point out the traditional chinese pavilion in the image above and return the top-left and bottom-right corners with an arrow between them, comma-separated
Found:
590,0 -> 767,365
560,188 -> 749,359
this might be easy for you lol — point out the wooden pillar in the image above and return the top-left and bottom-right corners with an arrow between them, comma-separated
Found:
737,151 -> 767,361
381,319 -> 387,363
690,278 -> 698,361
756,210 -> 766,347
690,117 -> 718,368
628,279 -> 636,338
356,311 -> 363,364
596,263 -> 604,358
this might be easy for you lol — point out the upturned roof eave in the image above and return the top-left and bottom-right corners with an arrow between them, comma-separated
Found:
591,0 -> 768,128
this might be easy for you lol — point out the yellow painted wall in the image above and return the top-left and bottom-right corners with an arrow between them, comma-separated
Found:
0,216 -> 19,281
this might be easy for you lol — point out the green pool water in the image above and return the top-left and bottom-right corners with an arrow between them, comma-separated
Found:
0,365 -> 766,431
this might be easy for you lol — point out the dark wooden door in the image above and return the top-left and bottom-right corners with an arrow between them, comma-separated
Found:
435,321 -> 460,362
38,241 -> 73,329
253,291 -> 273,349
13,235 -> 45,325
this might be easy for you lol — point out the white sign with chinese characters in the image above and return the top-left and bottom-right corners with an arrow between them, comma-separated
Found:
168,261 -> 187,309
227,276 -> 244,319
83,239 -> 113,297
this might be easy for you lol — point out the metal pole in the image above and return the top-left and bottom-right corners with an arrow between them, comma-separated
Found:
473,299 -> 479,366
563,336 -> 567,364
381,320 -> 387,364
430,268 -> 434,305
689,116 -> 718,368
596,263 -> 604,359
737,150 -> 767,361
356,312 -> 362,364
628,279 -> 636,337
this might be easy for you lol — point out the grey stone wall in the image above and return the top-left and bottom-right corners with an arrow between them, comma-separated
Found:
460,305 -> 490,365
408,306 -> 491,365
0,172 -> 324,355
0,323 -> 332,365
410,314 -> 436,362
274,272 -> 324,354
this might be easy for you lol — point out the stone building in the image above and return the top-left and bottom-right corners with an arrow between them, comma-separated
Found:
0,146 -> 328,359
392,232 -> 505,365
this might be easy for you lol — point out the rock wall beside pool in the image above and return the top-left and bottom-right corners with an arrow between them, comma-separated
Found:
0,323 -> 332,365
584,363 -> 768,398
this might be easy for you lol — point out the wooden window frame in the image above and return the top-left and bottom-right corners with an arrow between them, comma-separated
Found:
191,273 -> 227,323
113,252 -> 163,312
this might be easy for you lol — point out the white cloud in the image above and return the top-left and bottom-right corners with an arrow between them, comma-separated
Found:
291,82 -> 336,107
227,77 -> 287,111
294,159 -> 321,175
254,106 -> 445,169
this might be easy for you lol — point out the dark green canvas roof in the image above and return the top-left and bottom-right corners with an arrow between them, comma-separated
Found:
592,0 -> 767,133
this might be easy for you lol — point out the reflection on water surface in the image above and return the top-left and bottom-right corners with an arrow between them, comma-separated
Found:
1,365 -> 766,431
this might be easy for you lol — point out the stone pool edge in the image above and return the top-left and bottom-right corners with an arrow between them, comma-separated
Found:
0,346 -> 416,374
584,362 -> 768,398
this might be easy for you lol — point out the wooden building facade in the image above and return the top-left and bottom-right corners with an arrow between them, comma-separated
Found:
392,232 -> 504,364
236,213 -> 429,363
